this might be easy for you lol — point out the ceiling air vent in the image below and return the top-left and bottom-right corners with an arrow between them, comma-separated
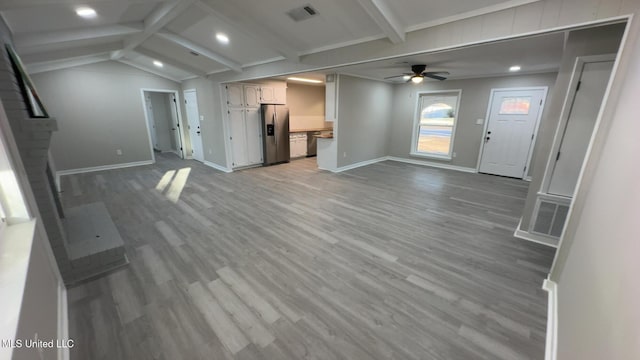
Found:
286,4 -> 318,22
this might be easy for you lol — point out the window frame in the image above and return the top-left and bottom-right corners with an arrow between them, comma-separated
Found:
410,89 -> 462,160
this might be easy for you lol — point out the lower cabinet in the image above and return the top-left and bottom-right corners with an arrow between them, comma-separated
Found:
229,108 -> 263,168
289,133 -> 307,158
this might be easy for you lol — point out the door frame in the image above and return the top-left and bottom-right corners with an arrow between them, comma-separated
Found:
183,88 -> 204,162
538,54 -> 617,195
475,86 -> 548,180
140,88 -> 187,162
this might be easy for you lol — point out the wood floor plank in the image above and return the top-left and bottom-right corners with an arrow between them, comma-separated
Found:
188,282 -> 250,354
217,267 -> 281,324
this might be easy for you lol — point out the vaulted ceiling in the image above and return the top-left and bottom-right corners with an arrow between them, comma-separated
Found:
1,0 -> 541,81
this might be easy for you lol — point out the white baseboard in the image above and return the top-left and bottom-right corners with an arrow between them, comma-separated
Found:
387,156 -> 477,173
204,160 -> 233,173
55,160 -> 154,191
57,283 -> 69,360
524,175 -> 533,181
542,279 -> 558,360
334,157 -> 387,173
514,226 -> 559,248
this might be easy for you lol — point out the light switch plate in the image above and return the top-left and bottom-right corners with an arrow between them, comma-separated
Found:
199,115 -> 204,121
476,118 -> 484,125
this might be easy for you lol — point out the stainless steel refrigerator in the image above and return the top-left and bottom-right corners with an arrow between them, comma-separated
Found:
261,104 -> 290,166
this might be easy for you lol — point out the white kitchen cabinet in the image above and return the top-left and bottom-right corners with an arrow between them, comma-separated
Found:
289,133 -> 307,158
245,108 -> 263,165
260,85 -> 286,104
229,109 -> 248,167
244,85 -> 261,108
226,84 -> 244,107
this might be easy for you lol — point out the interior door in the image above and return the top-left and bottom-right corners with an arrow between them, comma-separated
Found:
184,90 -> 204,162
229,109 -> 248,167
479,88 -> 545,178
548,60 -> 614,197
245,108 -> 263,165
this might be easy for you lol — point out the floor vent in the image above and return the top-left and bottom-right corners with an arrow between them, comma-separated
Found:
532,199 -> 570,238
286,4 -> 318,22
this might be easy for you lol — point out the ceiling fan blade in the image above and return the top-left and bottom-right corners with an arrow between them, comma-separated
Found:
424,73 -> 447,81
384,74 -> 413,80
425,71 -> 450,75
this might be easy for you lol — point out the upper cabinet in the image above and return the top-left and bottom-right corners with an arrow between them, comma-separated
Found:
325,74 -> 337,121
226,84 -> 244,108
244,85 -> 261,108
260,85 -> 286,105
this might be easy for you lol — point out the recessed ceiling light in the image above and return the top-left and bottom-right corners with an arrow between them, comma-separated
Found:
76,7 -> 97,18
216,33 -> 229,44
153,60 -> 163,68
287,77 -> 323,84
509,65 -> 522,72
411,76 -> 424,84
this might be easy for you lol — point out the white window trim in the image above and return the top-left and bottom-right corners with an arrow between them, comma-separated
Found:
409,89 -> 462,161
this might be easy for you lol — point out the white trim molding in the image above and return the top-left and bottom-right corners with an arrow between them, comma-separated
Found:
57,282 -> 69,360
55,160 -> 154,191
333,157 -> 387,173
514,225 -> 559,248
387,156 -> 476,173
542,279 -> 558,360
204,160 -> 233,173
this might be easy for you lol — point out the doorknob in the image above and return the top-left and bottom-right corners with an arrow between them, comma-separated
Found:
196,131 -> 201,134
485,136 -> 490,142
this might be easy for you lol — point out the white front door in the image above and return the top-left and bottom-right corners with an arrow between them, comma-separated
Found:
479,88 -> 546,178
184,90 -> 204,162
547,60 -> 614,197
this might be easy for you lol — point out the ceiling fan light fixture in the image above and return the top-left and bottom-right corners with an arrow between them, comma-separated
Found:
411,76 -> 424,84
509,65 -> 522,72
153,60 -> 163,68
76,7 -> 97,18
402,75 -> 411,81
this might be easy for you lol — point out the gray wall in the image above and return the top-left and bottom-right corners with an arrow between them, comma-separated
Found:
31,61 -> 181,171
388,73 -> 558,169
337,75 -> 393,167
520,23 -> 625,230
181,77 -> 228,167
551,18 -> 640,360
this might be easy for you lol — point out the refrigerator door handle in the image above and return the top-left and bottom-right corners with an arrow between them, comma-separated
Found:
272,112 -> 277,146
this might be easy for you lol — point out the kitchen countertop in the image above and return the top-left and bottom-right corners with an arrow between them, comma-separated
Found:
289,127 -> 333,132
314,134 -> 334,139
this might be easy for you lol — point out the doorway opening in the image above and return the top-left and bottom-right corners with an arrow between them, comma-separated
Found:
141,89 -> 185,161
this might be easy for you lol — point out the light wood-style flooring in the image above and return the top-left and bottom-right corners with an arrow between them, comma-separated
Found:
63,154 -> 555,360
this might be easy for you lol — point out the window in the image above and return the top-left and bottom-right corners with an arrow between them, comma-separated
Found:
411,90 -> 461,159
499,96 -> 531,115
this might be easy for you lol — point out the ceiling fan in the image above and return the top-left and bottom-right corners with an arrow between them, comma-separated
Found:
385,64 -> 449,83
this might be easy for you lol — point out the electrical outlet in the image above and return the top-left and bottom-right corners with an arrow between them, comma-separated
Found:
116,149 -> 123,155
476,118 -> 484,125
343,152 -> 346,158
199,115 -> 204,121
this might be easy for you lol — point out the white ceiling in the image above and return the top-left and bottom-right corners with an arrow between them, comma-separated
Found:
0,0 -> 544,81
329,32 -> 566,82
